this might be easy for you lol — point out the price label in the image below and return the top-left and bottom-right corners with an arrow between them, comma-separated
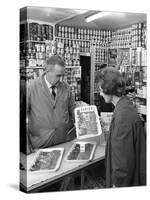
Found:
80,144 -> 85,152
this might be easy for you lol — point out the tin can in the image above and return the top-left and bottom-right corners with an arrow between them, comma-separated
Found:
62,26 -> 64,32
65,32 -> 68,38
78,28 -> 81,34
69,27 -> 71,33
58,25 -> 62,32
65,26 -> 68,33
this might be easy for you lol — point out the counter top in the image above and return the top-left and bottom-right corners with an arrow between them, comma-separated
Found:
20,135 -> 106,192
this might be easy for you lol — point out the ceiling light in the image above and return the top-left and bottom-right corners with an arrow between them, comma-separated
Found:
86,12 -> 113,22
86,11 -> 124,23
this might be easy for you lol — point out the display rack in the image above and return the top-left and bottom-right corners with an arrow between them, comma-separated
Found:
20,20 -> 54,83
63,66 -> 81,101
20,19 -> 147,117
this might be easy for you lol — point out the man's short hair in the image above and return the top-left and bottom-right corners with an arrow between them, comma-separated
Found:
46,55 -> 65,67
95,67 -> 126,97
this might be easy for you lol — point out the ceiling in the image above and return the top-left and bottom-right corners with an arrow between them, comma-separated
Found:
20,6 -> 146,30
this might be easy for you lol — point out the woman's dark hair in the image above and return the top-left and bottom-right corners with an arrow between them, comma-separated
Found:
95,67 -> 126,97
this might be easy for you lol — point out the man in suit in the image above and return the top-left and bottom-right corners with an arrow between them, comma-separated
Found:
25,55 -> 75,154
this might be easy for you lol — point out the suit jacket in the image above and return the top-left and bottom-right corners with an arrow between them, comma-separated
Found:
27,72 -> 75,150
106,96 -> 146,187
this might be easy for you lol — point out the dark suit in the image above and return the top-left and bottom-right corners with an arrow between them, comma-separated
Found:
106,96 -> 146,187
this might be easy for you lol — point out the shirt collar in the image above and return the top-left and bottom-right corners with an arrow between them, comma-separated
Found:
44,75 -> 52,89
44,74 -> 61,89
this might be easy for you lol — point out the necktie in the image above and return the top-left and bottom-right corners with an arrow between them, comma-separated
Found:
51,85 -> 56,99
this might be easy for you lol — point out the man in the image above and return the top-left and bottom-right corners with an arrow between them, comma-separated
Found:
26,55 -> 75,154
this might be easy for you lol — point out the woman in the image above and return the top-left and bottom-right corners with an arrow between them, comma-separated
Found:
95,67 -> 146,188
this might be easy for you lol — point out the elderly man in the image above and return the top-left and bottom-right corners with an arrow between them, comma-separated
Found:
25,55 -> 75,154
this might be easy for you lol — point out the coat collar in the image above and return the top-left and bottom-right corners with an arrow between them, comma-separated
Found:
113,96 -> 130,115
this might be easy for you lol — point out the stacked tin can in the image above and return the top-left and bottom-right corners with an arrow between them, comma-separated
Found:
131,23 -> 142,48
29,23 -> 53,41
110,28 -> 132,48
20,42 -> 45,68
64,39 -> 80,66
55,37 -> 80,66
95,44 -> 107,65
63,67 -> 81,100
55,38 -> 64,56
25,42 -> 46,67
55,25 -> 111,48
141,23 -> 146,48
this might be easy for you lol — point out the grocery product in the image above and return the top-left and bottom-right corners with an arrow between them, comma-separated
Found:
66,141 -> 96,161
28,148 -> 64,172
75,105 -> 102,139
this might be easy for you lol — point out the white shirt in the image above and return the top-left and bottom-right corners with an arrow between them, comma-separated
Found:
44,75 -> 57,95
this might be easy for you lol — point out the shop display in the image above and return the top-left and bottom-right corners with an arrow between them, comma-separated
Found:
110,28 -> 132,48
20,68 -> 45,84
131,23 -> 142,48
20,41 -> 52,68
75,105 -> 102,139
100,112 -> 113,133
141,23 -> 146,48
55,25 -> 111,42
20,22 -> 54,80
45,40 -> 57,58
131,47 -> 147,66
93,43 -> 108,71
66,141 -> 96,161
80,40 -> 90,53
109,23 -> 146,49
117,48 -> 130,66
55,23 -> 146,117
55,37 -> 80,66
63,66 -> 81,101
28,148 -> 64,172
20,18 -> 147,120
29,23 -> 53,41
108,49 -> 117,66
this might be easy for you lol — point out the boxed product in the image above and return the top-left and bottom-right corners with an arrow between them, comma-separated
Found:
74,105 -> 102,139
28,148 -> 64,173
100,112 -> 113,132
66,141 -> 96,162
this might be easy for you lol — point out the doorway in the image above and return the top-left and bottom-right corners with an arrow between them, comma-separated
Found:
80,55 -> 91,104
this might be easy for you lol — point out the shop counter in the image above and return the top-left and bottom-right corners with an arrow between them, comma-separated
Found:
20,136 -> 106,192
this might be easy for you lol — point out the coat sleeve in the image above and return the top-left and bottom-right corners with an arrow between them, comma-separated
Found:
111,109 -> 137,187
133,120 -> 146,185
